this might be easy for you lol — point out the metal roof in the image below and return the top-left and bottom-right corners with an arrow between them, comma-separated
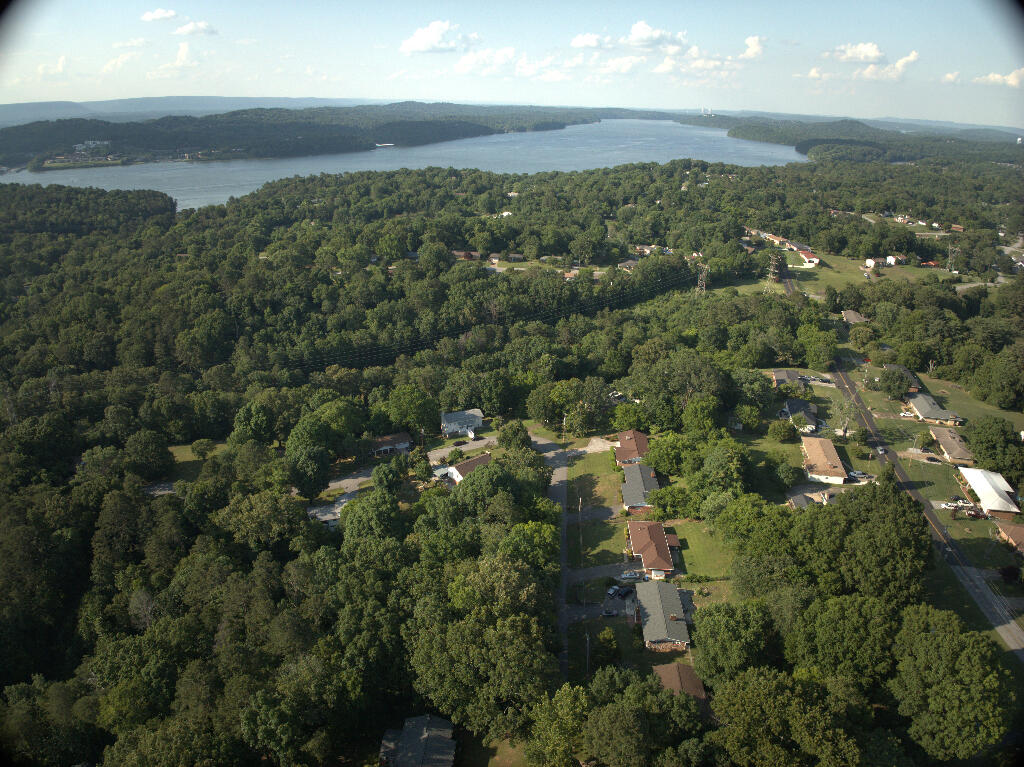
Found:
959,467 -> 1019,514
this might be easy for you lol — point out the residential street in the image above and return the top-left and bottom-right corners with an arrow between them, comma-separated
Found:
832,364 -> 1024,663
531,433 -> 570,679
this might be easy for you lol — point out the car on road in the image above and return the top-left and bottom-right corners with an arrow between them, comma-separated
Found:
876,446 -> 886,455
606,585 -> 620,598
617,586 -> 634,599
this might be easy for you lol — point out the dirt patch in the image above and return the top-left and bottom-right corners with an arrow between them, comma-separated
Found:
582,437 -> 617,454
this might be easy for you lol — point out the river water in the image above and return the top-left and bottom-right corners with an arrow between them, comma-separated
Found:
3,119 -> 804,209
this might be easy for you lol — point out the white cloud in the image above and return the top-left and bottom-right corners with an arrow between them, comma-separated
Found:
599,55 -> 645,74
113,38 -> 146,49
37,55 -> 66,76
515,54 -> 555,78
973,66 -> 1024,87
856,49 -> 918,80
690,58 -> 722,70
563,53 -> 584,69
941,71 -> 960,84
174,21 -> 216,36
454,47 -> 515,75
570,32 -> 611,49
102,51 -> 139,73
653,56 -> 676,74
832,41 -> 883,62
400,20 -> 459,55
538,69 -> 570,82
141,8 -> 176,22
739,35 -> 763,60
148,41 -> 195,77
622,20 -> 681,48
797,66 -> 834,80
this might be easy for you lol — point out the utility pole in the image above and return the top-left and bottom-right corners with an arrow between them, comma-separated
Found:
577,496 -> 583,602
947,245 -> 960,273
764,249 -> 781,294
585,631 -> 590,677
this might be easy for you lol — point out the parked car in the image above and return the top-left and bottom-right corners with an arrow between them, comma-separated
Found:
877,446 -> 886,455
453,440 -> 466,446
601,609 -> 617,617
899,411 -> 914,417
618,586 -> 634,599
955,499 -> 974,508
850,470 -> 867,478
940,502 -> 957,509
619,571 -> 641,582
606,586 -> 620,598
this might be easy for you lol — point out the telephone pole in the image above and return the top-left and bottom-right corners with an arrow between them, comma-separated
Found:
696,262 -> 709,295
947,245 -> 960,273
764,250 -> 781,294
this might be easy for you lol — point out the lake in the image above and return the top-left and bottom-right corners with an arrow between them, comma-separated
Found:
3,119 -> 804,209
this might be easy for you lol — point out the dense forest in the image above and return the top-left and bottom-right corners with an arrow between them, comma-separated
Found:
677,113 -> 1024,163
0,148 -> 1022,765
0,102 -> 678,168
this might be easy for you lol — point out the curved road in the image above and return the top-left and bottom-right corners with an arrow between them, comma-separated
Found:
833,364 -> 1024,663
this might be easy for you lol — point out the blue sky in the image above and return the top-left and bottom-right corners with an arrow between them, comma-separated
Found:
1,0 -> 1022,127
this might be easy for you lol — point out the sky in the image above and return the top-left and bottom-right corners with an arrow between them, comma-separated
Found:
0,0 -> 1022,127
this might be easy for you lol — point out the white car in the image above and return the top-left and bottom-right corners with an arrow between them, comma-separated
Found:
877,447 -> 886,455
850,470 -> 867,478
899,411 -> 914,417
940,502 -> 956,509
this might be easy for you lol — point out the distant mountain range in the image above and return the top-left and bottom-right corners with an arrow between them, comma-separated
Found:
0,96 -> 388,128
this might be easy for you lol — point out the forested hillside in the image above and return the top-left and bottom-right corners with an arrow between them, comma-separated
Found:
0,102 -> 677,168
0,153 -> 1022,765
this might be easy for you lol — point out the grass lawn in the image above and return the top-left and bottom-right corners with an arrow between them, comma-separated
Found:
522,419 -> 565,445
168,441 -> 227,482
570,577 -> 617,605
734,432 -> 802,502
941,516 -> 1021,571
785,254 -> 869,295
668,520 -> 733,578
683,579 -> 735,608
920,374 -> 1024,431
569,448 -> 622,513
899,459 -> 961,502
567,519 -> 627,569
568,617 -> 689,684
457,737 -> 527,767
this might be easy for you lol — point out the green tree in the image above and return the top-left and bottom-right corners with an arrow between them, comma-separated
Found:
524,684 -> 589,767
767,419 -> 797,442
123,429 -> 174,481
879,367 -> 909,401
386,384 -> 439,436
692,601 -> 778,687
498,420 -> 532,450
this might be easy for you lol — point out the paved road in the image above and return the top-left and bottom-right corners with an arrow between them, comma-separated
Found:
427,435 -> 497,464
532,433 -> 570,679
833,364 -> 1024,663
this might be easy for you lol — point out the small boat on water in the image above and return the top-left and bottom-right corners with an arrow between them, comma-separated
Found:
375,143 -> 395,147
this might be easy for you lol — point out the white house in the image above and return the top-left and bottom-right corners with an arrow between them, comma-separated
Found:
441,408 -> 484,438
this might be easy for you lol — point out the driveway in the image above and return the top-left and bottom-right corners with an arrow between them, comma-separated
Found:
568,561 -> 637,585
427,435 -> 497,464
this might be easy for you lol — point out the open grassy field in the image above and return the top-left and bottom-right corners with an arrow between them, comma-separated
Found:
567,519 -> 627,569
569,448 -> 622,513
668,520 -> 733,578
920,374 -> 1024,431
942,516 -> 1021,571
457,738 -> 528,767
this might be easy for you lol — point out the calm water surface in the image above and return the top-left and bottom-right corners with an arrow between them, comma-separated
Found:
5,119 -> 804,209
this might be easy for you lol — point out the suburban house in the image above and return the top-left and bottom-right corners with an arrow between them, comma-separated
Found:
841,309 -> 868,324
441,408 -> 484,438
653,663 -> 710,716
783,398 -> 818,432
798,250 -> 819,266
447,452 -> 492,484
994,521 -> 1024,554
788,485 -> 851,508
770,369 -> 806,390
929,426 -> 974,466
621,463 -> 660,512
372,432 -> 412,457
627,520 -> 676,579
959,467 -> 1020,519
617,258 -> 639,272
379,715 -> 455,767
615,429 -> 650,465
801,435 -> 848,484
883,364 -> 921,393
635,581 -> 690,650
951,224 -> 965,232
906,392 -> 962,426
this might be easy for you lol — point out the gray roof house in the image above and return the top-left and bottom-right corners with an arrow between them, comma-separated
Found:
783,398 -> 818,432
907,392 -> 961,425
635,581 -> 690,649
379,715 -> 456,767
622,463 -> 660,510
441,408 -> 484,437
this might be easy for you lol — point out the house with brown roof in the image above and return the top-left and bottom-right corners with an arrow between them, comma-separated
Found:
615,430 -> 650,465
448,453 -> 492,484
801,436 -> 848,484
653,663 -> 710,715
929,427 -> 973,466
372,432 -> 412,457
995,521 -> 1024,554
627,520 -> 675,578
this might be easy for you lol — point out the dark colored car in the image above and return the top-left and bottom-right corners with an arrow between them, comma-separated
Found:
618,586 -> 634,599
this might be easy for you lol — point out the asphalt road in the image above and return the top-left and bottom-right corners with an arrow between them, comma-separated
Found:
532,432 -> 571,679
832,364 -> 1024,663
